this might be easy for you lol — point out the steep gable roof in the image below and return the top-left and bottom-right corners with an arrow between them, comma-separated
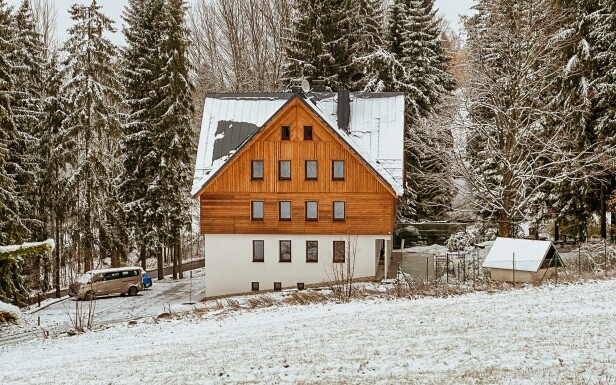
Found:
192,92 -> 405,197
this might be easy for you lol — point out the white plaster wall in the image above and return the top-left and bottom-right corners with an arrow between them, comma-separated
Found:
204,234 -> 389,297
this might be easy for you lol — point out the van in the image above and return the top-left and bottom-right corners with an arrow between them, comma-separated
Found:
69,267 -> 144,300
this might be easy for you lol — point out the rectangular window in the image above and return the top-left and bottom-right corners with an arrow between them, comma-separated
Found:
279,201 -> 291,221
253,240 -> 264,262
279,240 -> 292,262
332,160 -> 345,180
281,126 -> 290,140
333,201 -> 345,221
333,241 -> 345,263
274,282 -> 282,291
251,201 -> 264,220
305,201 -> 318,221
306,241 -> 318,262
279,160 -> 291,180
305,160 -> 317,180
251,160 -> 264,180
304,126 -> 313,140
251,282 -> 259,291
297,282 -> 305,291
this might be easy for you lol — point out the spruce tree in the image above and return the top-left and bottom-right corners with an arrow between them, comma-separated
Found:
151,0 -> 194,279
61,0 -> 123,271
121,0 -> 166,269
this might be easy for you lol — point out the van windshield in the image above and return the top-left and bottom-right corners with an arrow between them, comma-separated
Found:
77,272 -> 92,284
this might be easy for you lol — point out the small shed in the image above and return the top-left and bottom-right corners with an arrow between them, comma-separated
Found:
482,237 -> 564,283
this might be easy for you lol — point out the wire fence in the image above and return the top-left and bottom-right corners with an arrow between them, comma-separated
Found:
396,241 -> 616,292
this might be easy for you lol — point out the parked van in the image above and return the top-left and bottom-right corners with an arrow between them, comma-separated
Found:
69,267 -> 144,300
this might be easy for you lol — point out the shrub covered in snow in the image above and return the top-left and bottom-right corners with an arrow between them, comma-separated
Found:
0,300 -> 21,324
445,231 -> 474,252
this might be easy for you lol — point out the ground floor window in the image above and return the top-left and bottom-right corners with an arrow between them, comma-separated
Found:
333,241 -> 345,263
306,241 -> 318,262
253,240 -> 264,262
274,282 -> 282,291
251,282 -> 259,291
280,240 -> 292,262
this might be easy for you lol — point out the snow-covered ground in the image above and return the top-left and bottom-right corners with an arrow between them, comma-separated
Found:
1,279 -> 615,384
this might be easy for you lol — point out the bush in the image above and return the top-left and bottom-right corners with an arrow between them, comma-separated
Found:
0,300 -> 21,324
446,231 -> 474,252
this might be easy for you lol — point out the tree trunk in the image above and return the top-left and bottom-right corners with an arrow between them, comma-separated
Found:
554,221 -> 560,242
172,242 -> 178,280
178,240 -> 183,279
54,216 -> 61,298
140,242 -> 146,270
600,184 -> 606,239
157,247 -> 164,280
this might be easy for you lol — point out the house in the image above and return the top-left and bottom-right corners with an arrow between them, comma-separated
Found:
482,237 -> 565,283
191,90 -> 405,297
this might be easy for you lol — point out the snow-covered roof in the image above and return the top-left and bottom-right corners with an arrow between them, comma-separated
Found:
84,266 -> 143,275
192,92 -> 405,197
482,237 -> 557,272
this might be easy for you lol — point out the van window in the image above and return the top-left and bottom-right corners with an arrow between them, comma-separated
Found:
121,270 -> 138,278
105,272 -> 121,280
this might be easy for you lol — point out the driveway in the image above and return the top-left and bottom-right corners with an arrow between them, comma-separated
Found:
0,272 -> 207,346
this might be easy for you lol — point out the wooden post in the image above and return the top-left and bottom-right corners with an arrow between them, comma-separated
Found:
512,252 -> 516,287
426,256 -> 429,283
600,185 -> 607,239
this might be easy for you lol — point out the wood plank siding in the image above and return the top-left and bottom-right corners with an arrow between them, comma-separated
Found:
198,97 -> 397,235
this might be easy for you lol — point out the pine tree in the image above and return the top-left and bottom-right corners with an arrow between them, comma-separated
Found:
121,0 -> 166,269
61,0 -> 123,271
150,0 -> 194,279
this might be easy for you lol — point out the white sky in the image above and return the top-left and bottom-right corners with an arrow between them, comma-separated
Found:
7,0 -> 476,46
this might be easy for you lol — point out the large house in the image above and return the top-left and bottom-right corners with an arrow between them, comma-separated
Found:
192,90 -> 405,297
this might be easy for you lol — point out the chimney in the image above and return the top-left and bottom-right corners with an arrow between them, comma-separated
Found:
312,79 -> 329,92
337,90 -> 350,132
290,79 -> 309,94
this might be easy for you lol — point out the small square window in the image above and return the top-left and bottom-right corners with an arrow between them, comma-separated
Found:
304,126 -> 313,140
333,241 -> 345,263
297,282 -> 305,290
251,201 -> 264,220
279,201 -> 291,221
333,201 -> 345,221
279,160 -> 291,180
305,201 -> 318,221
333,160 -> 344,180
251,160 -> 263,180
274,282 -> 282,291
280,240 -> 292,262
306,241 -> 318,262
305,160 -> 317,180
252,282 -> 259,291
281,126 -> 290,140
253,240 -> 264,262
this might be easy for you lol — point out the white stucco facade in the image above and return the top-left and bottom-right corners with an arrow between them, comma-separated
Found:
204,234 -> 391,298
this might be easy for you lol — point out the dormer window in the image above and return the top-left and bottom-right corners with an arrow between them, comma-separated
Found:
279,160 -> 291,180
304,126 -> 313,140
281,126 -> 290,140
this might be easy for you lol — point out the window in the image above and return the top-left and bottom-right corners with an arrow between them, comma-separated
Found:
281,126 -> 290,140
305,160 -> 317,180
333,241 -> 345,263
253,240 -> 264,262
333,201 -> 345,221
297,282 -> 305,290
251,201 -> 264,220
274,282 -> 282,291
104,272 -> 121,280
306,241 -> 318,262
332,160 -> 345,180
121,270 -> 139,278
279,240 -> 292,262
304,126 -> 313,140
251,160 -> 264,180
305,201 -> 318,221
279,201 -> 291,221
251,282 -> 259,291
279,160 -> 291,180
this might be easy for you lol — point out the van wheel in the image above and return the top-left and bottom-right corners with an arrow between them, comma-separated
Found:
128,286 -> 138,296
85,291 -> 96,301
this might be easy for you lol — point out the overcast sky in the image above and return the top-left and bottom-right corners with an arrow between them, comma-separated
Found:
7,0 -> 476,46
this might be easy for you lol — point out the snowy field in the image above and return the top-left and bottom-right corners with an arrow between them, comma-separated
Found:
1,279 -> 615,385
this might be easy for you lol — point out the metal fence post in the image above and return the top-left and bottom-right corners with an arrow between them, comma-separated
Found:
426,255 -> 429,284
446,254 -> 449,284
512,252 -> 516,287
578,243 -> 581,276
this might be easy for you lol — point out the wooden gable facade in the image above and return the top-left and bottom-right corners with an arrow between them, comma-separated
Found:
195,96 -> 398,235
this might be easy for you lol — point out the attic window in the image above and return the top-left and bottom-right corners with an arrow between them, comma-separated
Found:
281,126 -> 290,140
304,126 -> 313,140
332,160 -> 345,180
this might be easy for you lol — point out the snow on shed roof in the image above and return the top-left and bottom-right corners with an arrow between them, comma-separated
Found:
192,92 -> 405,196
482,237 -> 558,272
